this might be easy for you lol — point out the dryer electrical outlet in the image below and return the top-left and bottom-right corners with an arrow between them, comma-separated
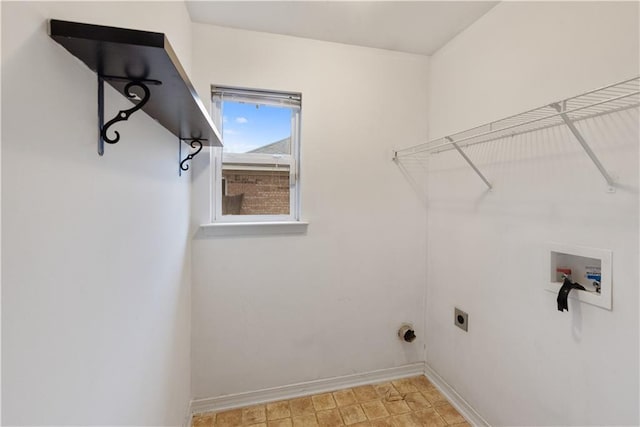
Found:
454,308 -> 468,332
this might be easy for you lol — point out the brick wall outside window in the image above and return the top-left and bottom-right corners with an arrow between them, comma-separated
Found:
222,169 -> 290,215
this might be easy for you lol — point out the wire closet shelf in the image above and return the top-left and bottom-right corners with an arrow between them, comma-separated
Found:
393,76 -> 640,191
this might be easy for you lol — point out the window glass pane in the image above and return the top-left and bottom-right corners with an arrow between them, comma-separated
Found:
222,100 -> 292,154
221,164 -> 290,216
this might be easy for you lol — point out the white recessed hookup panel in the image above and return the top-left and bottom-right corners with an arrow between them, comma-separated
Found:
547,243 -> 612,310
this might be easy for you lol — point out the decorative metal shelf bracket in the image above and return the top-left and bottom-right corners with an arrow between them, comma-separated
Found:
179,137 -> 206,176
97,75 -> 162,156
550,102 -> 616,192
446,137 -> 493,190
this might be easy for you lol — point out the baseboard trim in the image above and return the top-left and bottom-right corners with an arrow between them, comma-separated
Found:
190,362 -> 425,415
184,401 -> 193,427
423,363 -> 490,427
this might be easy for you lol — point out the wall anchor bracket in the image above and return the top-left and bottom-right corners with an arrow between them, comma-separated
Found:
446,136 -> 493,190
179,138 -> 206,175
97,75 -> 162,155
550,102 -> 616,192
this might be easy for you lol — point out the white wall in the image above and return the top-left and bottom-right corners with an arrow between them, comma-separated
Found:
189,24 -> 430,399
421,2 -> 639,425
2,2 -> 193,425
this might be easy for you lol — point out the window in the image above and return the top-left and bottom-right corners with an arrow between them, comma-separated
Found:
211,86 -> 301,222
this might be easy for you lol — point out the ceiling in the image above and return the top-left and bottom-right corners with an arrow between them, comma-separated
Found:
186,1 -> 498,56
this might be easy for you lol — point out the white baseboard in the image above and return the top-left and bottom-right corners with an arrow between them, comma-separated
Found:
424,363 -> 490,427
184,400 -> 193,427
190,362 -> 425,416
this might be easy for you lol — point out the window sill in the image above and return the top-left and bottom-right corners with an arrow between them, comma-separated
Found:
198,221 -> 309,237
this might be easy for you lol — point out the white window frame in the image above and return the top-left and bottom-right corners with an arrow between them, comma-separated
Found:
210,85 -> 301,223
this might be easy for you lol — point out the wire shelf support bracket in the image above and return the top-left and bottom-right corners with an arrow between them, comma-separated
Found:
550,101 -> 616,192
448,137 -> 493,190
393,77 -> 640,193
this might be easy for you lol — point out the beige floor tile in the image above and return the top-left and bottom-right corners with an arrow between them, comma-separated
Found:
243,405 -> 267,424
267,401 -> 291,420
339,404 -> 367,425
292,414 -> 319,427
412,408 -> 446,427
207,377 -> 463,427
360,400 -> 389,420
391,379 -> 418,394
316,408 -> 344,426
313,393 -> 337,411
434,403 -> 465,424
382,400 -> 411,416
373,383 -> 397,399
382,391 -> 404,403
404,392 -> 431,412
368,418 -> 394,427
409,376 -> 434,392
377,386 -> 402,403
290,397 -> 315,416
421,388 -> 448,406
392,413 -> 422,427
352,385 -> 378,402
192,413 -> 215,427
215,408 -> 243,427
333,389 -> 357,407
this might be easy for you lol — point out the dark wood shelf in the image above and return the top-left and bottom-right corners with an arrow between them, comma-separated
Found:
49,19 -> 222,147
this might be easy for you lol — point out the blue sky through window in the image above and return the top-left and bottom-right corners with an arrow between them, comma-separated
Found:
222,101 -> 292,153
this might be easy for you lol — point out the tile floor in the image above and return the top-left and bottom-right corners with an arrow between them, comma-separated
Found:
192,376 -> 469,427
